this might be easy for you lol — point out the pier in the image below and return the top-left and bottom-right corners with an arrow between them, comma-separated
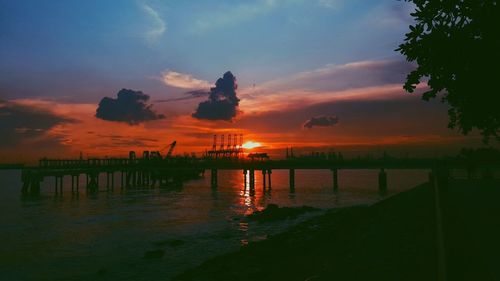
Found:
19,154 -> 483,196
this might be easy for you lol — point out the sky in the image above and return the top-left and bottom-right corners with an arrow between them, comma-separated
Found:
0,0 -> 484,163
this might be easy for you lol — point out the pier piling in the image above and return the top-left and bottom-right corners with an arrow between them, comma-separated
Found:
378,168 -> 387,193
262,170 -> 267,190
267,169 -> 272,189
243,169 -> 247,188
54,176 -> 63,195
249,169 -> 255,190
248,169 -> 255,196
289,169 -> 295,192
211,169 -> 218,188
332,168 -> 339,190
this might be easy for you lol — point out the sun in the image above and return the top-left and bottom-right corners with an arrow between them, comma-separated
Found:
242,141 -> 261,149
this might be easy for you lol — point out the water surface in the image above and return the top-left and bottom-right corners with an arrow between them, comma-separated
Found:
0,169 -> 428,280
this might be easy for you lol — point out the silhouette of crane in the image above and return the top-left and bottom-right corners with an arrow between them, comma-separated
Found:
153,140 -> 177,159
166,141 -> 176,158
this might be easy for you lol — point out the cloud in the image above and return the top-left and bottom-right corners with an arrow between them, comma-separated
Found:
155,89 -> 209,103
0,99 -> 75,147
192,71 -> 240,121
370,2 -> 415,28
95,89 -> 165,125
192,0 -> 344,31
235,93 -> 474,151
303,115 -> 339,128
317,0 -> 342,9
260,59 -> 415,93
161,71 -> 211,89
239,59 -> 417,113
94,134 -> 157,148
193,0 -> 277,31
142,4 -> 166,43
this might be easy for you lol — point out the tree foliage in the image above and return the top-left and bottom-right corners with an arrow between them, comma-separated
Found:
397,0 -> 500,142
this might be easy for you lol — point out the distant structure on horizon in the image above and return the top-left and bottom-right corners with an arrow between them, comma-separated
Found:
205,134 -> 244,159
286,147 -> 343,161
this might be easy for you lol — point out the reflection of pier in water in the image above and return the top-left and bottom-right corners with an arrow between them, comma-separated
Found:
20,155 -> 478,196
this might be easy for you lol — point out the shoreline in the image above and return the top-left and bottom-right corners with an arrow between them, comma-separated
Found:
174,179 -> 500,281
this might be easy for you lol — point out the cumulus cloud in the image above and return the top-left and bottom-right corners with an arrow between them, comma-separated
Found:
95,89 -> 165,125
0,99 -> 75,146
192,71 -> 240,121
303,115 -> 339,129
161,71 -> 211,89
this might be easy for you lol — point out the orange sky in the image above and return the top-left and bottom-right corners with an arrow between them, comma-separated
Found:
0,62 -> 486,164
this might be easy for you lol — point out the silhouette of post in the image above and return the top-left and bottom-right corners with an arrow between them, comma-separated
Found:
54,176 -> 58,194
70,174 -> 79,193
27,174 -> 41,196
332,168 -> 339,190
243,169 -> 247,188
378,168 -> 387,193
87,172 -> 99,192
21,171 -> 29,195
211,169 -> 218,188
126,171 -> 132,188
249,169 -> 255,190
262,170 -> 267,190
54,175 -> 63,195
289,169 -> 295,191
267,169 -> 272,189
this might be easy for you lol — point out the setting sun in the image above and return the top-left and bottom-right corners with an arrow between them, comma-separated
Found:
241,141 -> 262,149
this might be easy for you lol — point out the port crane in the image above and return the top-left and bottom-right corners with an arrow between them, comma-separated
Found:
165,141 -> 176,158
149,141 -> 177,160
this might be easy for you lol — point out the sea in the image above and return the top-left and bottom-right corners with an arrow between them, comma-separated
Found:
0,169 -> 431,280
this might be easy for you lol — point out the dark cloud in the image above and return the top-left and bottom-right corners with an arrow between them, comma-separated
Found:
192,71 -> 240,121
304,115 -> 339,129
155,89 -> 210,103
0,99 -> 75,146
237,91 -> 452,137
95,89 -> 165,124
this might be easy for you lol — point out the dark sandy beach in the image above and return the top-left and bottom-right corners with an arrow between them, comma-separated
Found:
175,179 -> 500,281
